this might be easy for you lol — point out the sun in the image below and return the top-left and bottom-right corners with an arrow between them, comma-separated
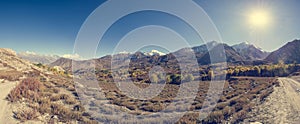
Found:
248,9 -> 271,28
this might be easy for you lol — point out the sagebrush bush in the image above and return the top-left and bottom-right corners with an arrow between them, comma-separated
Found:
50,103 -> 84,122
7,78 -> 43,102
65,96 -> 77,105
202,111 -> 224,124
13,108 -> 38,122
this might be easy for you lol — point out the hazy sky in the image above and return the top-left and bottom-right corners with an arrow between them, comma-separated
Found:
0,0 -> 299,57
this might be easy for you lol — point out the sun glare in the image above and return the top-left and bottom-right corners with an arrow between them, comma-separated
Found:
248,9 -> 271,28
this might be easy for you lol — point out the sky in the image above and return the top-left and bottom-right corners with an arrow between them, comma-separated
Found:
0,0 -> 300,58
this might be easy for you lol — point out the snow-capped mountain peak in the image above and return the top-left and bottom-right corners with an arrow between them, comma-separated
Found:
233,42 -> 252,50
117,51 -> 131,55
233,41 -> 266,52
145,50 -> 166,56
232,42 -> 269,60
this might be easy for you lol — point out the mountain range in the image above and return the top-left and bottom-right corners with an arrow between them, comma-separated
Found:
45,41 -> 269,72
18,39 -> 300,72
232,42 -> 269,61
17,51 -> 60,64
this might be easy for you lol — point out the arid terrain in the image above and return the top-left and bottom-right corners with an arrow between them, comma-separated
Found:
2,0 -> 300,123
1,40 -> 300,123
245,77 -> 300,124
0,48 -> 97,123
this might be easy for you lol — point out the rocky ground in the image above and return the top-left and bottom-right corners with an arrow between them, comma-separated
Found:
245,77 -> 300,124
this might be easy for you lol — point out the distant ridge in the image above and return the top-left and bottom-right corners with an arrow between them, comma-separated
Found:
50,40 -> 300,72
18,51 -> 60,64
265,39 -> 300,64
232,42 -> 270,61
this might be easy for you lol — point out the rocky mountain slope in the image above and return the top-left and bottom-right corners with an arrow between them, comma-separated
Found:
48,57 -> 73,71
49,41 -> 272,72
0,48 -> 37,72
265,40 -> 300,64
232,42 -> 269,60
198,43 -> 244,65
17,51 -> 60,64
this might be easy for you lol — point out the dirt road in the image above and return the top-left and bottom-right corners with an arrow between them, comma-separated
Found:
245,77 -> 300,124
0,81 -> 18,123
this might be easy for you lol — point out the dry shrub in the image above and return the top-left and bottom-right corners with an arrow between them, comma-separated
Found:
44,87 -> 60,94
13,108 -> 39,122
231,110 -> 247,123
37,96 -> 52,114
39,103 -> 51,114
178,112 -> 199,124
50,103 -> 83,122
216,102 -> 228,110
202,111 -> 224,124
65,97 -> 77,105
222,106 -> 233,119
6,75 -> 95,123
50,95 -> 61,101
141,102 -> 164,112
59,94 -> 70,100
7,78 -> 43,102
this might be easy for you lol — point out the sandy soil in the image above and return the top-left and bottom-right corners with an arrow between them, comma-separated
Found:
0,81 -> 18,124
245,77 -> 300,124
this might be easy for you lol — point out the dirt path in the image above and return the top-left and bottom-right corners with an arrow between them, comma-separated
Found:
0,81 -> 18,123
245,77 -> 300,124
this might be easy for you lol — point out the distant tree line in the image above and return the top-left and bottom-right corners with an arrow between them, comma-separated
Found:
93,62 -> 300,85
226,63 -> 300,78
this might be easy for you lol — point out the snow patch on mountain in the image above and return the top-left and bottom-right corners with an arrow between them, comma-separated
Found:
232,42 -> 269,60
145,50 -> 166,56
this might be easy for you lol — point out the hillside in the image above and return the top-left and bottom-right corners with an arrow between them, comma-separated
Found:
199,43 -> 244,65
265,40 -> 300,64
232,42 -> 269,60
0,48 -> 96,123
0,48 -> 35,72
48,57 -> 73,71
17,51 -> 59,64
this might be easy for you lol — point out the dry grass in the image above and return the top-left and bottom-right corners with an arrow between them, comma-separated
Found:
7,70 -> 277,123
96,78 -> 277,123
7,75 -> 96,123
0,70 -> 23,81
